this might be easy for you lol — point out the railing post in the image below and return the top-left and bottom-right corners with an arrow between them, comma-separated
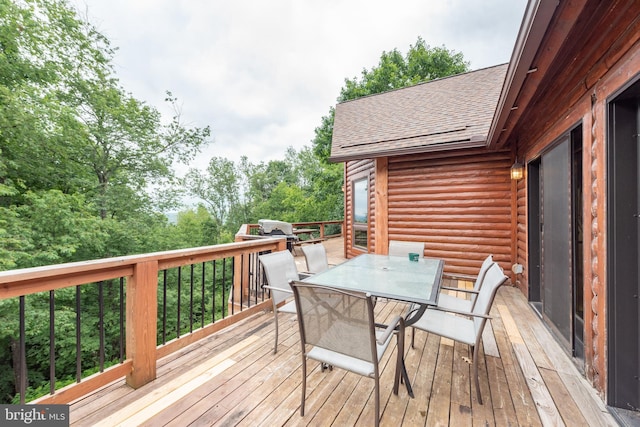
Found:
232,232 -> 249,313
231,252 -> 247,313
126,260 -> 158,389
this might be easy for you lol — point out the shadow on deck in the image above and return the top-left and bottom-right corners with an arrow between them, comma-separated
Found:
69,238 -> 616,426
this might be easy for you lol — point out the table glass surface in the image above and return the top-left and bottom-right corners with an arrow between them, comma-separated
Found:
303,254 -> 443,305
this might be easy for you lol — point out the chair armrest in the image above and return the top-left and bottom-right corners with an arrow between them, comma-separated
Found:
295,270 -> 332,277
431,306 -> 492,319
375,315 -> 404,345
404,303 -> 422,322
443,273 -> 477,281
440,286 -> 479,294
262,285 -> 293,295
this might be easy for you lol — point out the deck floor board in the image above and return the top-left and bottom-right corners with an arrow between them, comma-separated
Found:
69,240 -> 618,426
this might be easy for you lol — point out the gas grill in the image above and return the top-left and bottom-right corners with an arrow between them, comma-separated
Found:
258,219 -> 299,252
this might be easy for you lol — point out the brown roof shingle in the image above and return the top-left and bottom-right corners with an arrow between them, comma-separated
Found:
330,64 -> 508,162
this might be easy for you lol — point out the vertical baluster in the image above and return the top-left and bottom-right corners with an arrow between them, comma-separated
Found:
19,295 -> 26,404
189,264 -> 194,333
231,256 -> 235,315
257,253 -> 264,302
49,290 -> 55,395
247,253 -> 253,307
254,252 -> 259,302
222,258 -> 227,318
201,262 -> 206,328
76,285 -> 81,382
240,254 -> 245,310
177,266 -> 182,338
162,270 -> 167,345
120,277 -> 125,363
251,253 -> 257,304
99,281 -> 104,372
212,259 -> 217,323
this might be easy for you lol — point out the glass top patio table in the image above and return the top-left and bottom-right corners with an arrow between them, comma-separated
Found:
303,253 -> 444,306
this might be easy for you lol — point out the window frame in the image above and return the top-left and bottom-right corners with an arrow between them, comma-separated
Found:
351,173 -> 370,251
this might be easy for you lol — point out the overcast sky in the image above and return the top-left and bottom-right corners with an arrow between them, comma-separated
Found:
72,0 -> 528,174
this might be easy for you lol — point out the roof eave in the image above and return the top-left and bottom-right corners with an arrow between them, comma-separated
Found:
487,0 -> 560,149
329,140 -> 487,163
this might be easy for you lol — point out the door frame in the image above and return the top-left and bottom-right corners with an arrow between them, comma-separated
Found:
606,76 -> 640,410
527,123 -> 584,360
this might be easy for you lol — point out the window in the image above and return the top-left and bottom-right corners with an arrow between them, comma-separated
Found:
353,178 -> 368,249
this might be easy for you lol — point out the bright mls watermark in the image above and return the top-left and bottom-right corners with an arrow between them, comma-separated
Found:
1,405 -> 69,426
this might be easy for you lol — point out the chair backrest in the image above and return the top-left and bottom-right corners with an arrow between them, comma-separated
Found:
301,244 -> 329,273
471,263 -> 508,339
259,251 -> 300,304
466,254 -> 495,309
388,240 -> 424,258
291,282 -> 376,363
473,254 -> 494,292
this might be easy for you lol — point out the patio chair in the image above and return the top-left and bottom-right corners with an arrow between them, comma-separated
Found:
388,240 -> 424,258
407,262 -> 508,404
409,254 -> 495,348
301,243 -> 332,274
438,254 -> 494,312
290,281 -> 404,427
259,250 -> 308,354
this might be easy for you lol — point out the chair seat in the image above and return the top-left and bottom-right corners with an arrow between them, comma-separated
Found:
278,299 -> 297,314
409,263 -> 507,405
411,309 -> 476,346
291,281 -> 404,426
307,329 -> 394,377
259,250 -> 304,354
437,293 -> 473,312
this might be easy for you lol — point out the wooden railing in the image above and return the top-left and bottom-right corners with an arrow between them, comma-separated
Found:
0,238 -> 288,404
242,220 -> 343,239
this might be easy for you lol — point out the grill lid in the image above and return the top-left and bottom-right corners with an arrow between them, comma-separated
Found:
258,219 -> 294,235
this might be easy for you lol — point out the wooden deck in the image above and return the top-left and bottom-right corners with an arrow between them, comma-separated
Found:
69,239 -> 616,426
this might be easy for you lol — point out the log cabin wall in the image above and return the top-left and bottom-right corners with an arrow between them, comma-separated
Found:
386,148 -> 513,278
515,176 -> 527,295
501,0 -> 640,398
344,159 -> 375,259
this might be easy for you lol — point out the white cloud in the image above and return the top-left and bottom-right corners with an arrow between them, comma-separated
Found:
72,0 -> 527,175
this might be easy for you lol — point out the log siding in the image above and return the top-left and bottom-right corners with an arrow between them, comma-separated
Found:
503,0 -> 640,398
386,149 -> 513,278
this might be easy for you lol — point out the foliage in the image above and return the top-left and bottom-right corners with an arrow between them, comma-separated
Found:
0,0 -> 212,403
0,0 -> 468,405
171,205 -> 219,248
182,145 -> 344,237
312,36 -> 469,162
182,158 -> 239,241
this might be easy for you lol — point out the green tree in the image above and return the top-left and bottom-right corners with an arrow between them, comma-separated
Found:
183,157 -> 240,233
0,0 -> 112,199
59,75 -> 211,220
307,37 -> 469,228
3,190 -> 106,268
312,37 -> 469,162
1,0 -> 211,260
176,206 -> 217,246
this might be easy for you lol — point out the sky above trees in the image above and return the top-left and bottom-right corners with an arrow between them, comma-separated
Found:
70,0 -> 528,174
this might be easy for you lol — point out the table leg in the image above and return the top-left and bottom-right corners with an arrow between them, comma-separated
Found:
401,360 -> 414,398
394,320 -> 414,398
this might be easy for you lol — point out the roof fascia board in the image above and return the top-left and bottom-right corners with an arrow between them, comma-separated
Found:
329,140 -> 487,163
487,0 -> 559,148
